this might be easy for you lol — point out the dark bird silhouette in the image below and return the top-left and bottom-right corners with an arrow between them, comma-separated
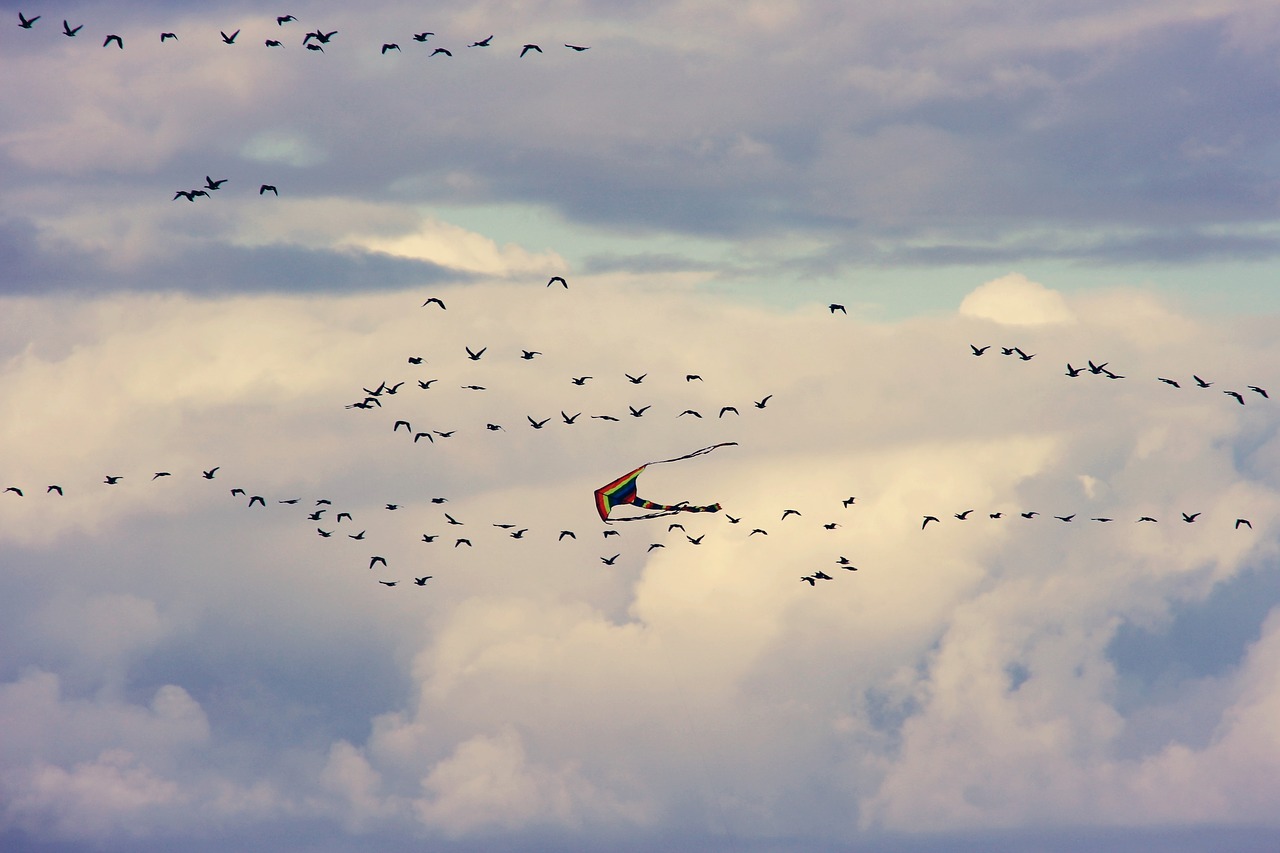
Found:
842,497 -> 857,508
1087,360 -> 1108,375
520,44 -> 543,57
1225,390 -> 1245,405
1193,375 -> 1212,388
417,379 -> 437,389
434,430 -> 455,438
430,497 -> 448,504
104,34 -> 124,48
461,384 -> 486,391
48,485 -> 63,495
754,395 -> 772,409
971,345 -> 990,356
781,509 -> 802,520
1091,517 -> 1113,523
813,571 -> 834,581
823,523 -> 840,530
348,530 -> 366,540
1014,348 -> 1035,361
509,529 -> 529,539
686,534 -> 705,545
316,499 -> 332,505
558,530 -> 576,540
204,177 -> 228,190
565,44 -> 590,51
1000,347 -> 1015,356
519,350 -> 542,361
231,488 -> 246,497
1054,514 -> 1075,522
1236,518 -> 1252,529
1101,369 -> 1125,380
173,190 -> 200,201
18,13 -> 39,29
430,47 -> 452,56
304,29 -> 338,44
725,515 -> 741,523
625,373 -> 647,384
571,376 -> 592,385
1065,364 -> 1083,377
1157,377 -> 1180,388
202,467 -> 219,479
1021,511 -> 1039,519
1137,516 -> 1158,523
668,523 -> 685,532
278,499 -> 299,505
561,411 -> 581,424
277,15 -> 297,26
385,504 -> 400,511
470,35 -> 494,47
592,414 -> 619,422
604,529 -> 622,537
381,43 -> 400,53
801,576 -> 816,586
221,29 -> 240,44
412,32 -> 434,42
161,32 -> 178,42
248,496 -> 265,507
413,432 -> 433,443
648,543 -> 665,551
407,356 -> 424,364
394,420 -> 411,432
259,184 -> 279,195
306,42 -> 324,52
422,297 -> 446,309
829,303 -> 846,314
466,345 -> 486,360
749,528 -> 768,536
485,423 -> 504,432
601,554 -> 620,565
104,476 -> 122,485
678,409 -> 702,418
307,510 -> 326,520
922,515 -> 939,529
152,472 -> 171,480
685,374 -> 703,382
421,534 -> 438,543
719,406 -> 739,417
445,513 -> 463,525
547,276 -> 568,288
4,487 -> 22,497
628,405 -> 650,418
1182,512 -> 1200,523
528,416 -> 550,429
378,581 -> 397,587
336,512 -> 352,522
369,556 -> 387,569
1248,385 -> 1269,399
989,512 -> 1002,519
317,528 -> 333,537
62,20 -> 82,37
954,510 -> 973,520
414,576 -> 432,585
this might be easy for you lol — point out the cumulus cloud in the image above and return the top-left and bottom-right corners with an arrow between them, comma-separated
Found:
959,272 -> 1076,326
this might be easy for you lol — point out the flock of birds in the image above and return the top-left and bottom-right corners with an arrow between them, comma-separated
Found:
4,285 -> 1267,592
15,11 -> 589,56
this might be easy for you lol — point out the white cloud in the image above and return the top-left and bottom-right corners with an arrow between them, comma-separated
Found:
959,272 -> 1077,326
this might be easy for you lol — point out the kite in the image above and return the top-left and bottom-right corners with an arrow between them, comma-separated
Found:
595,442 -> 736,522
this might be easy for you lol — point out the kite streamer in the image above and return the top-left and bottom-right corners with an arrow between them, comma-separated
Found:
594,442 -> 737,522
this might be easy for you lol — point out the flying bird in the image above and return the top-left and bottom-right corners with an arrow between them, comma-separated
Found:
394,420 -> 411,432
1248,385 -> 1269,398
1065,364 -> 1083,377
922,515 -> 939,529
103,34 -> 124,48
829,304 -> 846,314
1181,512 -> 1201,523
1137,516 -> 1158,523
304,29 -> 338,44
749,528 -> 767,536
1157,377 -> 1180,388
202,467 -> 219,479
430,47 -> 451,56
565,44 -> 590,51
628,405 -> 650,417
152,472 -> 171,479
317,528 -> 332,537
259,184 -> 279,195
592,414 -> 619,422
204,177 -> 228,190
558,530 -> 576,540
18,13 -> 39,29
47,485 -> 62,495
277,16 -> 297,26
422,297 -> 445,309
248,496 -> 265,507
231,488 -> 246,497
1087,360 -> 1108,374
1021,511 -> 1039,519
4,487 -> 22,497
520,44 -> 543,57
528,416 -> 550,429
412,32 -> 434,42
465,345 -> 486,360
414,577 -> 432,585
369,556 -> 387,569
561,411 -> 581,424
378,581 -> 397,587
104,476 -> 122,485
547,276 -> 568,288
842,497 -> 857,507
1014,348 -> 1035,361
161,32 -> 178,41
600,554 -> 620,565
413,432 -> 433,443
1236,518 -> 1252,529
1225,390 -> 1245,405
381,43 -> 400,53
718,406 -> 739,417
781,509 -> 802,520
221,29 -> 240,44
625,373 -> 646,384
754,395 -> 772,409
954,510 -> 973,520
62,20 -> 82,37
444,513 -> 463,525
469,35 -> 494,47
678,410 -> 702,418
1054,514 -> 1075,522
1193,375 -> 1212,388
686,534 -> 705,545
970,345 -> 990,356
570,376 -> 592,385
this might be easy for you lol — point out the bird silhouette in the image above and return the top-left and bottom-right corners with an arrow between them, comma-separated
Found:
259,185 -> 278,195
1087,360 -> 1108,374
628,405 -> 650,417
230,488 -> 246,496
469,35 -> 494,47
558,530 -> 576,540
4,487 -> 22,497
1248,385 -> 1269,398
954,510 -> 973,520
348,530 -> 366,540
1182,512 -> 1200,523
455,538 -> 472,548
466,345 -> 486,360
754,395 -> 772,409
601,554 -> 620,565
381,43 -> 400,53
412,32 -> 434,42
430,47 -> 452,56
1091,517 -> 1113,523
378,581 -> 397,587
422,297 -> 446,309
1137,516 -> 1158,523
781,509 -> 802,520
520,350 -> 542,360
205,177 -> 228,190
1020,511 -> 1039,519
317,528 -> 333,537
394,420 -> 411,432
221,29 -> 240,44
1054,514 -> 1075,522
1065,364 -> 1083,377
592,414 -> 619,422
520,44 -> 543,57
267,38 -> 282,45
1157,377 -> 1180,388
104,476 -> 122,485
414,576 -> 432,585
485,423 -> 504,431
47,485 -> 63,495
604,529 -> 621,537
277,16 -> 297,26
922,515 -> 939,528
202,467 -> 220,479
571,376 -> 592,385
1225,390 -> 1245,405
304,29 -> 338,44
444,513 -> 463,525
749,528 -> 768,536
565,44 -> 590,51
248,496 -> 265,507
1193,375 -> 1212,388
161,32 -> 178,42
103,34 -> 124,48
1014,348 -> 1035,361
18,13 -> 40,29
801,576 -> 816,586
678,410 -> 702,418
686,535 -> 705,545
547,276 -> 568,288
528,416 -> 550,429
842,497 -> 857,507
369,556 -> 387,569
625,373 -> 646,384
336,512 -> 352,522
823,523 -> 840,530
719,406 -> 739,417
421,534 -> 438,543
62,20 -> 82,37
829,304 -> 846,314
971,345 -> 990,356
1236,518 -> 1252,529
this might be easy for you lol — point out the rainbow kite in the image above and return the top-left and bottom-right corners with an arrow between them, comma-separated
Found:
594,442 -> 737,522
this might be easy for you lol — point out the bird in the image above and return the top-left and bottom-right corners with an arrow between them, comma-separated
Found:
429,47 -> 452,56
104,476 -> 122,485
989,512 -> 1003,519
248,496 -> 266,507
1158,377 -> 1181,388
434,430 -> 455,438
317,528 -> 333,537
668,523 -> 685,532
520,43 -> 542,57
954,510 -> 974,520
1101,369 -> 1125,380
528,416 -> 550,429
1137,516 -> 1158,523
378,581 -> 398,587
18,12 -> 40,29
307,510 -> 326,521
1054,514 -> 1075,522
647,543 -> 665,551
603,529 -> 621,537
1091,517 -> 1114,523
570,376 -> 592,385
430,497 -> 448,504
47,485 -> 62,496
686,535 -> 705,545
754,395 -> 772,409
822,523 -> 840,530
174,191 -> 200,202
842,497 -> 857,508
558,531 -> 576,540
592,414 -> 619,422
813,571 -> 834,581
348,530 -> 366,540
801,576 -> 817,586
1248,385 -> 1269,398
221,29 -> 240,44
1225,390 -> 1245,405
829,304 -> 846,314
1014,348 -> 1035,361
205,177 -> 228,190
412,32 -> 434,42
152,472 -> 171,480
1020,511 -> 1039,519
103,34 -> 124,48
444,513 -> 463,525
265,39 -> 283,46
454,538 -> 472,547
547,276 -> 568,288
160,32 -> 178,42
1182,512 -> 1200,523
517,350 -> 544,362
336,512 -> 352,522
600,554 -> 620,565
414,577 -> 432,585
628,405 -> 650,418
1087,360 -> 1108,374
750,528 -> 768,536
510,529 -> 529,539
62,20 -> 82,37
421,534 -> 438,543
485,423 -> 504,432
277,15 -> 297,26
304,29 -> 338,44
725,515 -> 741,524
719,406 -> 739,417
259,185 -> 279,195
278,499 -> 299,505
922,515 -> 939,529
417,379 -> 437,389
678,410 -> 702,418
422,297 -> 446,309
625,373 -> 647,384
781,509 -> 802,520
970,345 -> 990,356
561,411 -> 581,424
413,432 -> 433,444
465,345 -> 486,360
1065,363 -> 1083,377
381,43 -> 400,53
1193,375 -> 1212,388
202,467 -> 220,479
230,488 -> 246,497
565,44 -> 590,51
394,420 -> 411,432
407,356 -> 424,364
1001,347 -> 1016,356
4,487 -> 22,497
369,556 -> 387,569
1236,518 -> 1252,529
469,35 -> 494,47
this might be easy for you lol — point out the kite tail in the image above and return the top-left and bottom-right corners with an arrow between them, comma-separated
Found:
607,499 -> 723,522
648,442 -> 738,467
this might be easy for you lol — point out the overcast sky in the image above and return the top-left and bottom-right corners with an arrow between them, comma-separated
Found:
3,2 -> 1280,851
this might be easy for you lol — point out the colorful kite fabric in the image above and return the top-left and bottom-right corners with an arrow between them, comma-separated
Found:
594,442 -> 737,522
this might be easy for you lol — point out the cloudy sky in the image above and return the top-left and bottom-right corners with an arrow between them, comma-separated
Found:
3,1 -> 1280,851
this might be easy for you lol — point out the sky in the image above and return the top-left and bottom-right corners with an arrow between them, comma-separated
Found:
2,1 -> 1280,851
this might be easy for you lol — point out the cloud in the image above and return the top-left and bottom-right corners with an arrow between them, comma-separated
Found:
959,273 -> 1076,325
